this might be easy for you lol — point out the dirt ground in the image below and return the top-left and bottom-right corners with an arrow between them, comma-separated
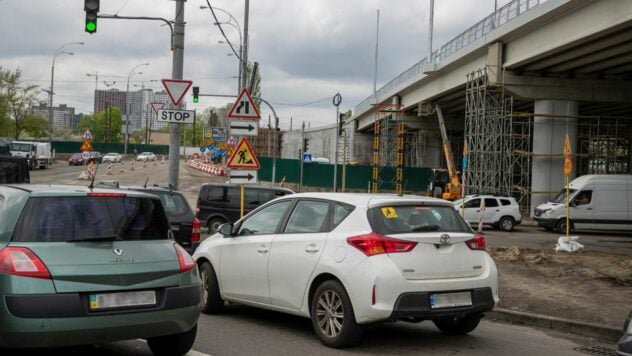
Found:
489,246 -> 632,328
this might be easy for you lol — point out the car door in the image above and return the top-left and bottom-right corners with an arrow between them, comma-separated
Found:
219,200 -> 293,304
482,198 -> 500,223
571,189 -> 594,230
267,199 -> 331,310
461,198 -> 481,224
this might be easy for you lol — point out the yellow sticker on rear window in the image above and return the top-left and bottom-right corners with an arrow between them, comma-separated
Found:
381,207 -> 398,219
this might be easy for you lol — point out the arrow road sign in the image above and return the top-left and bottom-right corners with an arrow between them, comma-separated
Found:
229,170 -> 258,184
230,120 -> 259,136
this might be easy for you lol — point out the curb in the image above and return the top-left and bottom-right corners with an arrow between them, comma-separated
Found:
488,308 -> 621,342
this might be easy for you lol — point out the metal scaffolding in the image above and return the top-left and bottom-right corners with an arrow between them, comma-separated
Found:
371,103 -> 404,194
464,67 -> 513,197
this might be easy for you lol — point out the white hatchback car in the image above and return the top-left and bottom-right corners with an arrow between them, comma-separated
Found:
102,152 -> 122,163
453,195 -> 522,232
136,152 -> 156,161
193,193 -> 498,348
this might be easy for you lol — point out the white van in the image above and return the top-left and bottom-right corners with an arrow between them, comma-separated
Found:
534,175 -> 632,233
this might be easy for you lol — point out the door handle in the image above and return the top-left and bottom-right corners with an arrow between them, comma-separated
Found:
496,209 -> 500,212
476,210 -> 480,212
257,245 -> 269,254
587,208 -> 593,210
305,244 -> 320,254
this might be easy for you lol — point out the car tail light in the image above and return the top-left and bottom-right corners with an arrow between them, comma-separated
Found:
174,243 -> 196,273
465,235 -> 486,251
0,247 -> 51,279
191,218 -> 201,243
87,193 -> 126,197
347,232 -> 417,257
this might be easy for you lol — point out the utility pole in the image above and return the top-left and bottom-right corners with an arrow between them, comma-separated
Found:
242,0 -> 249,90
169,0 -> 186,189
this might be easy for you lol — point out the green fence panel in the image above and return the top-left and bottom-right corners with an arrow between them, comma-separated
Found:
52,141 -> 170,155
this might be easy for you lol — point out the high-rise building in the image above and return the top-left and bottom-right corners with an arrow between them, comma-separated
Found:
94,89 -> 127,115
31,103 -> 77,129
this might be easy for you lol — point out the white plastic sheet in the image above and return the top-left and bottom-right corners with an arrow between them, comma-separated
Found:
555,236 -> 584,253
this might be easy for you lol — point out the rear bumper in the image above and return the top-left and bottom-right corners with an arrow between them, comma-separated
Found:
0,284 -> 202,348
389,287 -> 494,320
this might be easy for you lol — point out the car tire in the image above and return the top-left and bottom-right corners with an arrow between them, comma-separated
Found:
200,262 -> 224,314
433,313 -> 482,335
146,324 -> 197,356
498,216 -> 515,232
556,219 -> 572,233
208,217 -> 226,234
310,280 -> 363,348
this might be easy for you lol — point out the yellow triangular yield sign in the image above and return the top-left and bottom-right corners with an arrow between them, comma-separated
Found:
226,137 -> 260,169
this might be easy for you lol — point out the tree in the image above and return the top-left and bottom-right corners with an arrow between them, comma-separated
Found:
22,114 -> 48,138
76,107 -> 123,143
0,67 -> 39,139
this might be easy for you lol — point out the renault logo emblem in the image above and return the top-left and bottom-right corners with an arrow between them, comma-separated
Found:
440,234 -> 451,245
113,248 -> 124,256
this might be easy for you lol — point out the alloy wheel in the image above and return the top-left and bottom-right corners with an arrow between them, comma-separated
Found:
315,290 -> 344,338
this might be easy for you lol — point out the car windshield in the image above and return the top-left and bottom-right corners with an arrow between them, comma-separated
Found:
12,196 -> 170,242
155,192 -> 192,219
551,189 -> 577,204
9,143 -> 31,152
368,205 -> 472,235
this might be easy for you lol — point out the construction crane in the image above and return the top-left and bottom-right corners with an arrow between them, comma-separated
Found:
434,104 -> 462,200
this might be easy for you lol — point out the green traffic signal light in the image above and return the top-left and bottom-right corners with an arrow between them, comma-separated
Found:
192,86 -> 199,103
193,97 -> 199,103
86,21 -> 97,33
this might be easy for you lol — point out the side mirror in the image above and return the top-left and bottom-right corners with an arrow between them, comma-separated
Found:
218,223 -> 234,238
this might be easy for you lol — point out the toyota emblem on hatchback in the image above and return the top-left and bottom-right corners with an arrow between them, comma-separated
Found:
440,234 -> 451,245
112,248 -> 124,256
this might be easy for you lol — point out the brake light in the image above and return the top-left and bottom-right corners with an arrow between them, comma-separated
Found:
0,247 -> 51,279
347,233 -> 417,256
465,235 -> 486,251
191,218 -> 201,243
87,193 -> 126,197
174,243 -> 196,273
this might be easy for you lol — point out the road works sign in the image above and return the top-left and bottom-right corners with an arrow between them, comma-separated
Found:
227,88 -> 261,119
161,79 -> 193,106
226,137 -> 260,169
229,169 -> 258,184
157,109 -> 195,124
230,119 -> 259,136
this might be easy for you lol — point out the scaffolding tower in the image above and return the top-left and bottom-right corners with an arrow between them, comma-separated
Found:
464,67 -> 513,197
372,104 -> 404,194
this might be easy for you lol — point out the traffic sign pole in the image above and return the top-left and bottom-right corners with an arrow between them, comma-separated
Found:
168,0 -> 186,190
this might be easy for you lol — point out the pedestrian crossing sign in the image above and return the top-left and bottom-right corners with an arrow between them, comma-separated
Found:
226,137 -> 260,169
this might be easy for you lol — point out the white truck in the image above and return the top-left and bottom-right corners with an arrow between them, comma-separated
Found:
534,175 -> 632,233
9,141 -> 53,170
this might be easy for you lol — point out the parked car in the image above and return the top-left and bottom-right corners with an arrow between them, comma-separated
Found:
196,183 -> 294,233
137,152 -> 157,161
97,181 -> 200,253
0,184 -> 201,354
68,151 -> 102,166
534,175 -> 632,233
617,309 -> 632,356
103,152 -> 123,163
0,156 -> 30,184
453,195 -> 522,231
193,193 -> 498,348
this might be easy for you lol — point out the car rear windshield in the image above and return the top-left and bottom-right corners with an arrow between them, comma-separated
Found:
368,204 -> 472,235
155,192 -> 192,219
12,196 -> 170,242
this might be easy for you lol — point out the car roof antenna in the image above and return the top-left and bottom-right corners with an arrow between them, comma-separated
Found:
88,163 -> 100,190
144,177 -> 149,188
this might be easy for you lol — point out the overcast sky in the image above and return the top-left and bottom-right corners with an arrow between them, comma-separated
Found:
0,0 -> 509,130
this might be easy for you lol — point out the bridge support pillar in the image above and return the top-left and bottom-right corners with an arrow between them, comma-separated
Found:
531,100 -> 578,215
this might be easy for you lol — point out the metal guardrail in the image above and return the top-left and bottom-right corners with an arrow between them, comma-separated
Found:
354,0 -> 548,117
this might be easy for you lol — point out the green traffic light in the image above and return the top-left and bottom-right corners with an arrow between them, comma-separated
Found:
86,21 -> 96,32
193,97 -> 199,103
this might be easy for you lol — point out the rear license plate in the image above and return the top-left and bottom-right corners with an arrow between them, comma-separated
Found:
430,292 -> 472,309
89,291 -> 156,310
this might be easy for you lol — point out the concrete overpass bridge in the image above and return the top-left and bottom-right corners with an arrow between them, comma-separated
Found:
349,0 -> 632,213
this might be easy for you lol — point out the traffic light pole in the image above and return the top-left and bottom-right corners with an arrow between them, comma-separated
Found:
168,0 -> 185,189
197,92 -> 280,184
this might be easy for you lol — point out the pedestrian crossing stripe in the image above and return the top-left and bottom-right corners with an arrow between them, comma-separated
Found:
226,137 -> 260,169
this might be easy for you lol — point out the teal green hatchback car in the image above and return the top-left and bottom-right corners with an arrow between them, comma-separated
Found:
0,184 -> 202,355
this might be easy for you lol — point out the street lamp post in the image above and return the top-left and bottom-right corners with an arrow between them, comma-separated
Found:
124,63 -> 149,155
49,42 -> 83,142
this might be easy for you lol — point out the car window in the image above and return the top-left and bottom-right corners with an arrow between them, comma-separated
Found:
484,198 -> 499,208
12,197 -> 170,242
368,205 -> 471,234
205,186 -> 225,201
463,198 -> 480,209
227,187 -> 240,202
574,190 -> 592,206
245,190 -> 260,205
157,192 -> 191,219
500,199 -> 511,206
333,203 -> 354,227
284,200 -> 329,233
238,200 -> 292,236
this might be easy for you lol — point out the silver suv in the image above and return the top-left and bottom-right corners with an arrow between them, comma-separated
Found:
453,195 -> 522,231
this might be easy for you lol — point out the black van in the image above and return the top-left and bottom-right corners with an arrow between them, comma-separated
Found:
196,184 -> 294,233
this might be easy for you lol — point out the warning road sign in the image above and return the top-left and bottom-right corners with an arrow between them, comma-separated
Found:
563,134 -> 571,157
227,88 -> 261,120
226,137 -> 260,169
82,129 -> 94,141
80,140 -> 93,152
564,157 -> 573,176
161,79 -> 193,107
151,102 -> 165,114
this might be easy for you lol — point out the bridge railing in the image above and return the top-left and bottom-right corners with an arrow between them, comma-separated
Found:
354,0 -> 548,117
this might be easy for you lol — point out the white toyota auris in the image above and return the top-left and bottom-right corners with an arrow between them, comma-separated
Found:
193,193 -> 498,348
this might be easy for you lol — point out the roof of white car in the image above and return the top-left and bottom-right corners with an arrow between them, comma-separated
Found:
285,192 -> 451,207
